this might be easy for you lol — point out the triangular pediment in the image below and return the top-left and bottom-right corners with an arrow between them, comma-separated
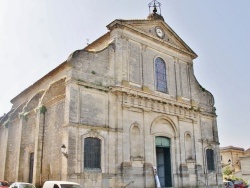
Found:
107,19 -> 197,59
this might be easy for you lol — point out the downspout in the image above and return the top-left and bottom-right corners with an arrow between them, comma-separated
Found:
192,120 -> 198,187
174,58 -> 178,99
174,58 -> 182,187
189,61 -> 200,187
204,146 -> 208,187
213,118 -> 219,186
39,106 -> 47,186
201,140 -> 208,187
199,114 -> 207,187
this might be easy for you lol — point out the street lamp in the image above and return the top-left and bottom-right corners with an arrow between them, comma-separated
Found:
61,144 -> 68,158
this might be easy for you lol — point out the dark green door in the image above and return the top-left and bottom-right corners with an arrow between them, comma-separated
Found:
156,137 -> 172,187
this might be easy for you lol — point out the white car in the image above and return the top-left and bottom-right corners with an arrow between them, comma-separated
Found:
42,181 -> 81,188
9,182 -> 36,188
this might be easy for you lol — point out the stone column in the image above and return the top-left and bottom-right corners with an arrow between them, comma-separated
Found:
16,117 -> 25,181
33,107 -> 46,187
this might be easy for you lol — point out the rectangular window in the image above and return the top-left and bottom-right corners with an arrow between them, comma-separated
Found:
206,149 -> 215,171
84,137 -> 101,169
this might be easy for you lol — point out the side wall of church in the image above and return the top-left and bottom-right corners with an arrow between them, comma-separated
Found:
0,72 -> 68,185
4,118 -> 22,181
39,100 -> 65,181
0,118 -> 9,178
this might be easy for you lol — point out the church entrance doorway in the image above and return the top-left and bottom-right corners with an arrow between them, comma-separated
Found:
156,137 -> 172,187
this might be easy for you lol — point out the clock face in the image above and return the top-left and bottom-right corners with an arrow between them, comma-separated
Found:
155,27 -> 164,38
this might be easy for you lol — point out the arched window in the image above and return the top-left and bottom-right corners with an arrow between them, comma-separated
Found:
84,137 -> 101,169
206,149 -> 215,171
155,57 -> 167,93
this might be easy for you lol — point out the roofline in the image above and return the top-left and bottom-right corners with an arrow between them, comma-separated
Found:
107,19 -> 198,59
11,33 -> 111,105
245,148 -> 250,152
10,18 -> 197,105
220,146 -> 245,151
10,61 -> 69,104
84,32 -> 110,51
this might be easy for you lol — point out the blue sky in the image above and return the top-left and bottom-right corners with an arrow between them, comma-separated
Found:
0,0 -> 249,149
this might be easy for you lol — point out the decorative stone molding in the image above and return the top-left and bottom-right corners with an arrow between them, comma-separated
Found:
130,156 -> 144,161
198,138 -> 219,146
87,129 -> 100,138
186,159 -> 196,163
121,80 -> 130,87
142,86 -> 153,93
191,99 -> 197,107
107,20 -> 197,59
43,94 -> 65,107
3,117 -> 10,128
111,86 -> 199,120
76,80 -> 109,93
79,129 -> 106,174
177,96 -> 183,102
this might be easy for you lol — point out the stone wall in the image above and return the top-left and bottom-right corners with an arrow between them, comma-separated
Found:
0,121 -> 8,178
39,101 -> 65,181
0,18 -> 223,188
4,117 -> 22,181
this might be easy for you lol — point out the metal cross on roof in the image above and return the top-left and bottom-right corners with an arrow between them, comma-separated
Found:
148,0 -> 162,15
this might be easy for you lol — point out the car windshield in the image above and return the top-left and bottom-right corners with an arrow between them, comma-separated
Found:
61,184 -> 81,188
19,184 -> 35,188
0,182 -> 10,186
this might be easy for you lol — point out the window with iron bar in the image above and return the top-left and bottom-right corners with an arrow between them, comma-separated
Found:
84,137 -> 101,169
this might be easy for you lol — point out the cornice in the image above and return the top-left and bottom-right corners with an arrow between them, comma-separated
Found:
64,122 -> 123,133
110,86 -> 199,121
198,138 -> 220,146
75,79 -> 110,93
200,111 -> 217,118
220,146 -> 245,152
43,94 -> 65,107
107,20 -> 197,59
10,62 -> 69,104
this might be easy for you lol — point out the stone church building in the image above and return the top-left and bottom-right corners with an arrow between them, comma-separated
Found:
0,3 -> 223,188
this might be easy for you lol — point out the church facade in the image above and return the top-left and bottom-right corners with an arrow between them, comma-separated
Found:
0,9 -> 223,188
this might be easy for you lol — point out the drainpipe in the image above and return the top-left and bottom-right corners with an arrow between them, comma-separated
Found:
39,106 -> 47,186
192,120 -> 198,187
201,140 -> 208,187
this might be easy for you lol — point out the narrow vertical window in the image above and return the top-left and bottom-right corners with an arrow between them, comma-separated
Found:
84,137 -> 101,169
206,149 -> 215,171
29,153 -> 34,183
155,57 -> 167,93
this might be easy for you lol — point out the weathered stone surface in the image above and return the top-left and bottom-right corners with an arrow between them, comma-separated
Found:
0,15 -> 223,188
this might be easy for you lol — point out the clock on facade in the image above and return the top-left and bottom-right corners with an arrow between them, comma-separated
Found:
155,27 -> 164,38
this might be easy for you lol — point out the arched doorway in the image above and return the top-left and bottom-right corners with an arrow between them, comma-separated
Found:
156,136 -> 172,187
